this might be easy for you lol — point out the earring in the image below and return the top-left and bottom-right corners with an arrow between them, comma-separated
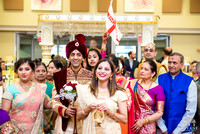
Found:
121,70 -> 123,75
96,76 -> 98,80
110,76 -> 112,81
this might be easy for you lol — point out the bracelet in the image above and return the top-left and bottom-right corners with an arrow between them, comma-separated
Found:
144,117 -> 150,124
82,109 -> 87,116
111,112 -> 115,119
146,117 -> 150,124
101,48 -> 106,51
102,41 -> 107,44
144,118 -> 147,124
108,111 -> 115,119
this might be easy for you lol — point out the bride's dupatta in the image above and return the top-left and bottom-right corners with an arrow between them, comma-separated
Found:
9,83 -> 46,134
133,81 -> 156,134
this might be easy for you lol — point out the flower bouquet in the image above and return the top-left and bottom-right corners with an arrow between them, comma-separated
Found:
55,80 -> 78,134
55,81 -> 78,102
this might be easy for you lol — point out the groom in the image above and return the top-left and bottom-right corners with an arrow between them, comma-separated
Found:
52,34 -> 93,134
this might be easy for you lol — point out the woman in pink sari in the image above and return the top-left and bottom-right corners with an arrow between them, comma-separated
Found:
131,59 -> 165,134
1,58 -> 51,134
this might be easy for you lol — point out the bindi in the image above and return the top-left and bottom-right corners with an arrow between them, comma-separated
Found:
74,50 -> 78,53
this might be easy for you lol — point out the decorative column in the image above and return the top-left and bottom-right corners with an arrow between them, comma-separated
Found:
39,22 -> 54,65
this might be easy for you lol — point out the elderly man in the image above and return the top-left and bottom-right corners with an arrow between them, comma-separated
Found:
157,52 -> 197,134
135,43 -> 167,81
52,34 -> 93,134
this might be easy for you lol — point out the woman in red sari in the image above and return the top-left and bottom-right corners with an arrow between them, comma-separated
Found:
131,59 -> 165,134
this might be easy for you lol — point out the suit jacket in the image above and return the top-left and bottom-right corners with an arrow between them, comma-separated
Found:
125,59 -> 139,78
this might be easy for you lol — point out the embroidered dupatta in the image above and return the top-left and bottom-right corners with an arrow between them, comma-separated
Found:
133,81 -> 156,134
7,83 -> 46,134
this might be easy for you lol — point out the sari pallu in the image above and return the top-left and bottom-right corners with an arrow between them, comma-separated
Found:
116,76 -> 135,134
133,81 -> 156,134
2,83 -> 46,134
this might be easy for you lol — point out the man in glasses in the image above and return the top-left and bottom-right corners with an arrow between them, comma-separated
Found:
135,43 -> 167,81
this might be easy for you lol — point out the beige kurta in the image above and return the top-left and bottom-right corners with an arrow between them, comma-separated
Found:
76,84 -> 127,134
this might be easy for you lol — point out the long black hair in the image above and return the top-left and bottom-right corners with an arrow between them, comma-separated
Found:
118,57 -> 126,76
86,48 -> 102,71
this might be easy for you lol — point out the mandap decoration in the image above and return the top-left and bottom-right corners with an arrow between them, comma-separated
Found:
31,0 -> 62,11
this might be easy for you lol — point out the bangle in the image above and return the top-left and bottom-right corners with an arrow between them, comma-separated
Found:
111,112 -> 115,119
102,41 -> 107,44
146,117 -> 150,124
144,118 -> 147,124
82,109 -> 87,116
108,111 -> 115,119
144,117 -> 149,124
101,48 -> 106,51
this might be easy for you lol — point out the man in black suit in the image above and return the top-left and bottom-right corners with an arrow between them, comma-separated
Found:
125,51 -> 139,78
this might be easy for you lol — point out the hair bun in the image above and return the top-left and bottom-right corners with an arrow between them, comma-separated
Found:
75,34 -> 86,44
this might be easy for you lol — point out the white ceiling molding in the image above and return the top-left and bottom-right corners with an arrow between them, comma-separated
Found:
0,25 -> 200,34
158,28 -> 200,34
0,25 -> 37,32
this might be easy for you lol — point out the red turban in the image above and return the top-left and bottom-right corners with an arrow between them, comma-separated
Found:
66,34 -> 87,59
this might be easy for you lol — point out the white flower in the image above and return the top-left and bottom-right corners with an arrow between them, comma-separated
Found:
71,80 -> 79,84
64,86 -> 73,92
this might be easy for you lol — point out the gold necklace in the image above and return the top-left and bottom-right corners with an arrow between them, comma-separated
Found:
98,90 -> 109,96
140,80 -> 153,91
19,82 -> 32,92
139,80 -> 153,97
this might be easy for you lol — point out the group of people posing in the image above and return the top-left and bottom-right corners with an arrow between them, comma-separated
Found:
0,33 -> 199,134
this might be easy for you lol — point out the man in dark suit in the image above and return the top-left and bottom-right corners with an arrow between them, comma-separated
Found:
125,51 -> 139,78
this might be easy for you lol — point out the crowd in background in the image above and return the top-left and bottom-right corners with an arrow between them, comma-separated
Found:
0,33 -> 199,134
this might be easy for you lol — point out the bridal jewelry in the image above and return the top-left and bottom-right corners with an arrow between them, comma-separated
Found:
19,82 -> 32,92
98,90 -> 109,96
139,80 -> 153,97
